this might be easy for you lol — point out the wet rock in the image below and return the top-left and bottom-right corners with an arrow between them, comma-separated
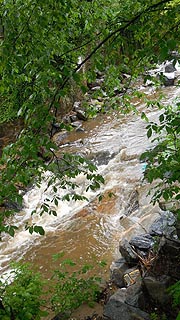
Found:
75,127 -> 85,133
76,109 -> 88,121
69,114 -> 78,122
125,190 -> 139,215
103,288 -> 150,320
123,267 -> 141,287
73,101 -> 81,110
163,74 -> 175,86
129,234 -> 154,250
62,115 -> 72,124
93,151 -> 116,166
143,275 -> 172,305
110,258 -> 128,288
164,62 -> 176,73
87,78 -> 104,90
52,130 -> 69,146
151,237 -> 180,279
125,281 -> 145,309
149,211 -> 176,237
91,86 -> 101,91
71,121 -> 83,129
119,239 -> 138,265
4,201 -> 23,211
159,199 -> 180,211
50,122 -> 62,136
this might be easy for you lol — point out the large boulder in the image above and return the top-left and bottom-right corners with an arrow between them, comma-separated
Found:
110,258 -> 129,288
164,62 -> 176,73
103,288 -> 150,320
129,234 -> 154,250
151,237 -> 180,279
143,275 -> 172,305
149,211 -> 176,237
76,109 -> 88,121
119,239 -> 138,265
125,281 -> 145,309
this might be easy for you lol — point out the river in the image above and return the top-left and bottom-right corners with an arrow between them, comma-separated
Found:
0,85 -> 179,288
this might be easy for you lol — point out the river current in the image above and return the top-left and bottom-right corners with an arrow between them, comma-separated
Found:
0,85 -> 180,281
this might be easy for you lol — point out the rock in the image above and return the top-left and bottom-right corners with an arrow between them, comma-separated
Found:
4,201 -> 23,211
73,101 -> 81,110
151,237 -> 180,279
75,127 -> 85,133
119,239 -> 138,265
110,258 -> 128,288
159,199 -> 180,212
51,311 -> 71,320
143,275 -> 172,305
94,151 -> 116,166
125,190 -> 139,215
103,288 -> 150,320
149,211 -> 176,237
125,281 -> 145,309
163,74 -> 175,86
76,109 -> 88,121
91,86 -> 101,91
129,234 -> 154,250
62,115 -> 72,124
169,51 -> 180,59
52,130 -> 69,146
123,268 -> 141,287
71,121 -> 83,129
87,78 -> 104,89
70,114 -> 78,122
51,122 -> 61,135
164,62 -> 176,73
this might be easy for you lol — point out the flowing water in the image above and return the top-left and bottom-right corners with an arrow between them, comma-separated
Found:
0,86 -> 180,283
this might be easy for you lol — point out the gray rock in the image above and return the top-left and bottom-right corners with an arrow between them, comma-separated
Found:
125,281 -> 145,309
69,114 -> 78,122
126,190 -> 139,215
129,234 -> 154,250
154,237 -> 180,279
110,258 -> 128,288
71,121 -> 83,128
123,267 -> 141,287
163,75 -> 175,86
76,109 -> 88,121
119,239 -> 138,265
164,62 -> 176,73
103,288 -> 150,320
73,101 -> 81,110
149,211 -> 176,236
143,275 -> 172,305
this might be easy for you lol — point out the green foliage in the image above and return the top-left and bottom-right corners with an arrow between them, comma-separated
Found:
140,102 -> 180,214
50,254 -> 103,316
0,256 -> 105,319
0,263 -> 47,320
168,281 -> 180,308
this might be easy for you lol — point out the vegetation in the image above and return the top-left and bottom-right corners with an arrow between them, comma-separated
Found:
0,255 -> 104,319
141,101 -> 180,216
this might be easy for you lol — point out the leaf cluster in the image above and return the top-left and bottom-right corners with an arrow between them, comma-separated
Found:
141,102 -> 180,210
0,256 -> 105,319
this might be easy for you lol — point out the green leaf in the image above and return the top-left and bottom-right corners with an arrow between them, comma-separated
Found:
147,127 -> 152,138
34,225 -> 45,235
